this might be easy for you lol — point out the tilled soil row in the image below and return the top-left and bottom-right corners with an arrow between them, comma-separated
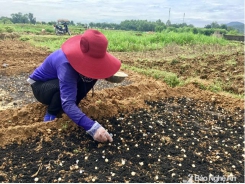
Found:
0,96 -> 243,183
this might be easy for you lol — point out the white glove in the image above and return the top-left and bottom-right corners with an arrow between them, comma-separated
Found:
86,121 -> 113,143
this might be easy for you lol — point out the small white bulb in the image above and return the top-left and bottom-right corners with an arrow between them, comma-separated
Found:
121,159 -> 126,165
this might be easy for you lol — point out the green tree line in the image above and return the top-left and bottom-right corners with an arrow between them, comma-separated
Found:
0,12 -> 241,35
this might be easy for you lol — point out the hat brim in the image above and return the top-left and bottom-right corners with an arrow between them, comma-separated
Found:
61,35 -> 121,79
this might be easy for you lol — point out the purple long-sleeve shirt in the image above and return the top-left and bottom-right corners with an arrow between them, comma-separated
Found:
29,49 -> 95,131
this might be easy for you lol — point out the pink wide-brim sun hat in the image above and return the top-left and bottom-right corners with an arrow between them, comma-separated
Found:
61,29 -> 121,79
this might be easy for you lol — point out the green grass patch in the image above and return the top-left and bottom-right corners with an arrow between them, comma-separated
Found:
122,64 -> 181,87
20,35 -> 69,51
1,24 -> 230,52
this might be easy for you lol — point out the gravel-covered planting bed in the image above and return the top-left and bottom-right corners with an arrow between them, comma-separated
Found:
0,97 -> 243,183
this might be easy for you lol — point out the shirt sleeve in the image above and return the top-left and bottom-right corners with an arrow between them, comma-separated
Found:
57,62 -> 95,131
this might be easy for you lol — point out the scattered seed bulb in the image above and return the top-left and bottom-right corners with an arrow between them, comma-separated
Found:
171,173 -> 176,177
92,178 -> 95,182
135,144 -> 138,147
34,178 -> 38,182
131,172 -> 136,176
58,178 -> 61,182
155,175 -> 159,180
127,148 -> 130,151
75,165 -> 79,169
178,163 -> 182,166
79,170 -> 84,174
158,159 -> 161,162
148,154 -> 152,157
137,155 -> 140,157
232,165 -> 236,168
84,156 -> 88,160
167,155 -> 170,158
192,164 -> 195,167
102,156 -> 105,158
209,161 -> 213,163
181,149 -> 186,153
95,167 -> 98,170
139,162 -> 144,166
105,158 -> 109,162
175,145 -> 179,148
111,172 -> 115,176
121,159 -> 126,165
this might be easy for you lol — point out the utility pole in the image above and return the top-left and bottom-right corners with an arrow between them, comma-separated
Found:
168,8 -> 171,21
166,8 -> 171,27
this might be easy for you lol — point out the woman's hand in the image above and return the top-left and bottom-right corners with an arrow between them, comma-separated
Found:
93,127 -> 113,142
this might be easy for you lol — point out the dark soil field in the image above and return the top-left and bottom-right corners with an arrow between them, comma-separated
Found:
0,40 -> 244,183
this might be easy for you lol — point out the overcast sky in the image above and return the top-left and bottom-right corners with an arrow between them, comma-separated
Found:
0,0 -> 244,27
